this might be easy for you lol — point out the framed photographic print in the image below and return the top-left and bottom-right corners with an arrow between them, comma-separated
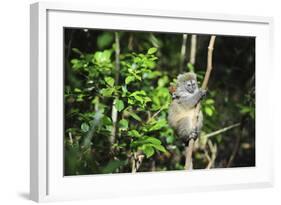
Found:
30,2 -> 274,202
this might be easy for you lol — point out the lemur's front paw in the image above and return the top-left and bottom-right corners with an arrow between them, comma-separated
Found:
200,89 -> 207,98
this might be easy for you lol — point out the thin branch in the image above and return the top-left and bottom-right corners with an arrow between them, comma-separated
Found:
202,36 -> 216,89
180,34 -> 188,73
202,123 -> 241,139
206,140 -> 217,169
147,106 -> 165,123
110,32 -> 120,145
185,35 -> 216,170
227,131 -> 241,167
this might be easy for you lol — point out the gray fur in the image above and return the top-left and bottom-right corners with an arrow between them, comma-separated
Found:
168,72 -> 205,143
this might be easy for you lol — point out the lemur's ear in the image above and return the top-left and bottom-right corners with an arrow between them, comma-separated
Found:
169,85 -> 176,94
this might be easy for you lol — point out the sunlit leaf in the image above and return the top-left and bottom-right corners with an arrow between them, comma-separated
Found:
128,130 -> 141,138
147,47 -> 158,55
151,144 -> 167,153
128,112 -> 142,121
204,107 -> 213,116
115,99 -> 124,112
144,137 -> 161,145
205,99 -> 215,105
141,145 -> 155,158
125,76 -> 135,84
105,77 -> 115,87
148,119 -> 167,131
100,88 -> 115,97
118,119 -> 129,130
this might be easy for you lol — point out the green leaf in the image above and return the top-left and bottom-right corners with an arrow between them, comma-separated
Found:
128,112 -> 142,121
148,119 -> 167,131
147,47 -> 158,55
105,77 -> 115,87
205,99 -> 215,105
74,88 -> 82,93
102,116 -> 112,125
128,130 -> 141,138
166,135 -> 174,144
115,99 -> 124,112
70,59 -> 83,70
125,76 -> 135,84
97,33 -> 114,49
141,145 -> 155,158
130,90 -> 146,96
72,48 -> 83,56
121,86 -> 128,97
94,50 -> 112,64
118,119 -> 129,130
81,123 -> 89,132
204,107 -> 214,116
100,88 -> 115,97
151,144 -> 167,153
187,62 -> 194,72
240,107 -> 251,114
144,137 -> 161,145
157,76 -> 169,87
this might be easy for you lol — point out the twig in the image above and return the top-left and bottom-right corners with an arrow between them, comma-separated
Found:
227,131 -> 242,167
147,106 -> 165,123
180,34 -> 188,73
185,35 -> 216,170
110,32 -> 120,145
206,140 -> 217,169
202,123 -> 241,139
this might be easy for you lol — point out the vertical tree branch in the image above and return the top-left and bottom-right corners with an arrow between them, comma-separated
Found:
185,35 -> 216,170
110,32 -> 120,145
131,152 -> 144,173
179,34 -> 188,73
189,34 -> 197,66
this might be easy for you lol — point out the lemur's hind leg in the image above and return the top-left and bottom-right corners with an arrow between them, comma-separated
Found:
177,117 -> 198,146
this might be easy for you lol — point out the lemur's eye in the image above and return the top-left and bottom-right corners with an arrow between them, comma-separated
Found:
187,82 -> 191,86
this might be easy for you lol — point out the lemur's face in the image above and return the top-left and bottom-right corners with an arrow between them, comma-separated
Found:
185,79 -> 197,93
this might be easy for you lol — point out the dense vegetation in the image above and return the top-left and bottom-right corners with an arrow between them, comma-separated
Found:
64,29 -> 255,175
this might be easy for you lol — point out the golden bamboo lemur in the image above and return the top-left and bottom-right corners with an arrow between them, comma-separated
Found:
168,72 -> 206,144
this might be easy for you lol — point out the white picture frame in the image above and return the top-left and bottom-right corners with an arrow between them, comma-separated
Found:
30,1 -> 274,202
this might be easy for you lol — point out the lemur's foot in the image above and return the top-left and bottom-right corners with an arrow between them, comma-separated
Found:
185,130 -> 199,146
189,130 -> 199,140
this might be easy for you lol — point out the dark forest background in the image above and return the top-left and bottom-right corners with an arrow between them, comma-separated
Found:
64,28 -> 255,175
